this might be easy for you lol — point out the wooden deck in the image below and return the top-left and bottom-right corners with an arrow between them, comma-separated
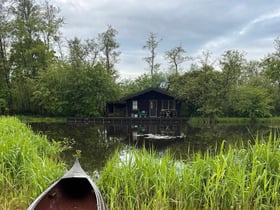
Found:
67,117 -> 189,124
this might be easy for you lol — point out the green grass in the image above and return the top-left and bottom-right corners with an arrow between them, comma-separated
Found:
189,116 -> 280,125
0,116 -> 66,209
99,133 -> 280,209
16,115 -> 66,123
13,115 -> 280,124
257,117 -> 280,124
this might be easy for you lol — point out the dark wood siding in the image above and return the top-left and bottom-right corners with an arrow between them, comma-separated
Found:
126,90 -> 177,117
106,88 -> 181,118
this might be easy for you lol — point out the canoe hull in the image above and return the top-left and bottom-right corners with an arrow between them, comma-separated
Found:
33,178 -> 97,210
28,160 -> 106,210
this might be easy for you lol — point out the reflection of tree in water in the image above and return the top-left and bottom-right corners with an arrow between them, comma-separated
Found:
30,123 -> 123,172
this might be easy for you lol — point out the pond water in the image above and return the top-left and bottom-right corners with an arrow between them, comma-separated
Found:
30,122 -> 279,172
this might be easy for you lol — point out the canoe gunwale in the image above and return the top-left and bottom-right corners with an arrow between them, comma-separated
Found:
27,159 -> 106,210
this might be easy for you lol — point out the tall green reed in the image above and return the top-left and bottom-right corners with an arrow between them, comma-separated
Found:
99,132 -> 280,209
0,116 -> 66,209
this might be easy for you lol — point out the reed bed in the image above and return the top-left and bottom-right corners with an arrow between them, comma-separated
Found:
0,116 -> 66,209
99,133 -> 280,209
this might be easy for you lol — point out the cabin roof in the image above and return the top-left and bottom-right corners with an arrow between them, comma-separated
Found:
120,87 -> 175,101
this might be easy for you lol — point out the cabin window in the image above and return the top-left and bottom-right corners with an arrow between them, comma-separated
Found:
162,100 -> 168,109
161,100 -> 175,109
169,100 -> 175,109
132,100 -> 138,110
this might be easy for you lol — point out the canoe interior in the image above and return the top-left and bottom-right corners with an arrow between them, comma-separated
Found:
34,177 -> 97,210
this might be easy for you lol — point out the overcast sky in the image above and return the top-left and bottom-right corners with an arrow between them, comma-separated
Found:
51,0 -> 280,78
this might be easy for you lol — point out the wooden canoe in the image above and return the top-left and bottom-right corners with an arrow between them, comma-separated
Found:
27,159 -> 106,210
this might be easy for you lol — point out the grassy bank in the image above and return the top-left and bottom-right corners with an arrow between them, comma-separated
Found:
12,115 -> 280,125
99,133 -> 280,209
16,115 -> 66,123
0,116 -> 66,209
189,117 -> 280,125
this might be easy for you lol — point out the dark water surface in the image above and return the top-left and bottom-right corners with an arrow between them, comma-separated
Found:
30,122 -> 279,172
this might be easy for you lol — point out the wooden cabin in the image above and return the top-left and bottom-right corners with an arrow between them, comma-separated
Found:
107,88 -> 181,118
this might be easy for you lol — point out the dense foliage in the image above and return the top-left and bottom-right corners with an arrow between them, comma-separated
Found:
0,0 -> 280,119
99,134 -> 280,209
0,0 -> 120,117
0,116 -> 66,209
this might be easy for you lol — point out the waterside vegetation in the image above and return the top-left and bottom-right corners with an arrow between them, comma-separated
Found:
188,116 -> 280,126
0,117 -> 66,209
2,116 -> 280,209
16,115 -> 66,123
11,115 -> 280,125
99,133 -> 280,209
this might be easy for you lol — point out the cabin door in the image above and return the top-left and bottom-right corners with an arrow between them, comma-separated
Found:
149,100 -> 157,117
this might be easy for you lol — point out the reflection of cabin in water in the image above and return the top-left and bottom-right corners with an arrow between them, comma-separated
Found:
107,88 -> 181,118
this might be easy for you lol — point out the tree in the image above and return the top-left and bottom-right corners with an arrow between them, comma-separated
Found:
263,37 -> 280,89
85,38 -> 100,67
68,37 -> 87,70
197,67 -> 223,121
143,32 -> 162,77
32,62 -> 120,116
219,50 -> 246,116
240,60 -> 262,83
191,51 -> 223,121
168,61 -> 223,120
120,71 -> 167,96
67,37 -> 101,70
0,0 -> 12,111
263,56 -> 280,88
274,36 -> 280,57
165,46 -> 189,74
9,0 -> 56,78
220,50 -> 245,89
233,85 -> 272,120
7,0 -> 63,114
31,62 -> 68,115
262,37 -> 280,115
41,0 -> 64,51
98,25 -> 120,77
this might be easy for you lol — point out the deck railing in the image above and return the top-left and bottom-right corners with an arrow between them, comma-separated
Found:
67,117 -> 188,124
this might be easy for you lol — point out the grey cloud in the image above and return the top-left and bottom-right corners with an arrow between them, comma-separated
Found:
54,0 -> 280,77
